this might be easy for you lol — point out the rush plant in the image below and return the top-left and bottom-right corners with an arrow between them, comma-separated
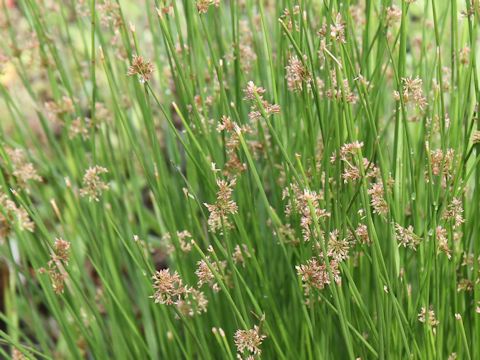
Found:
0,0 -> 479,359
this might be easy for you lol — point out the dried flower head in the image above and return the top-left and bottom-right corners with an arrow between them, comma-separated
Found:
176,288 -> 208,317
386,5 -> 402,26
204,178 -> 238,233
39,238 -> 71,294
196,0 -> 220,14
11,348 -> 27,360
151,269 -> 187,305
243,81 -> 266,100
461,0 -> 477,17
442,197 -> 464,229
3,147 -> 42,188
79,166 -> 109,202
368,182 -> 389,216
395,223 -> 420,250
418,306 -> 439,327
52,238 -> 71,264
127,55 -> 155,83
472,131 -> 480,144
234,325 -> 266,358
435,226 -> 451,259
459,46 -> 470,65
232,244 -> 251,266
339,141 -> 364,161
334,142 -> 379,183
327,229 -> 351,262
457,278 -> 474,292
151,269 -> 208,316
243,81 -> 280,121
394,76 -> 427,111
176,230 -> 193,253
282,183 -> 330,241
296,257 -> 341,297
285,55 -> 311,92
217,116 -> 248,176
195,256 -> 227,292
97,0 -> 122,28
325,70 -> 358,104
281,6 -> 301,32
330,12 -> 346,43
354,224 -> 371,245
429,148 -> 455,178
0,191 -> 34,239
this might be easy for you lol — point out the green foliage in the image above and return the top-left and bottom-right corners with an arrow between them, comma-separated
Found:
0,0 -> 479,359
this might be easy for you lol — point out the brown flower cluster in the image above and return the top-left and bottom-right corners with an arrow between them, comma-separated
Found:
196,0 -> 220,14
0,191 -> 34,240
45,97 -> 109,140
296,258 -> 341,298
151,269 -> 185,305
217,116 -> 248,177
332,141 -> 379,183
461,0 -> 478,18
127,55 -> 154,84
162,230 -> 194,254
386,5 -> 402,27
395,223 -> 420,250
151,269 -> 207,317
394,76 -> 428,111
418,306 -> 439,328
280,5 -> 301,32
282,183 -> 330,242
79,165 -> 109,202
296,226 -> 359,301
325,229 -> 352,262
11,348 -> 28,360
39,238 -> 71,294
428,148 -> 455,182
175,230 -> 193,252
325,69 -> 358,104
354,224 -> 371,245
243,81 -> 281,121
234,325 -> 266,359
338,141 -> 364,161
232,244 -> 251,267
243,81 -> 265,101
473,130 -> 480,144
204,178 -> 238,233
330,12 -> 346,43
435,226 -> 451,259
285,55 -> 311,92
367,182 -> 389,216
442,197 -> 464,229
177,288 -> 209,318
3,147 -> 42,188
459,46 -> 470,65
195,256 -> 227,292
97,0 -> 122,29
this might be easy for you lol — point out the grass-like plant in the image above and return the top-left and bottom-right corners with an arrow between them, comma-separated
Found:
0,0 -> 479,359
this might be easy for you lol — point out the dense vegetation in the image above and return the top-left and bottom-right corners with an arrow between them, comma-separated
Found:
1,0 -> 480,359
